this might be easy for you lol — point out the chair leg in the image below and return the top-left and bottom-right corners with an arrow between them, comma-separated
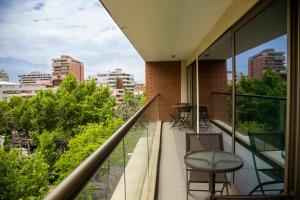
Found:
186,169 -> 189,200
226,184 -> 229,195
221,184 -> 225,195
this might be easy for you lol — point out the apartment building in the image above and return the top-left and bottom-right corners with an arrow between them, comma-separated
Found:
52,55 -> 84,86
93,68 -> 135,92
47,0 -> 300,199
248,49 -> 286,79
18,71 -> 51,85
90,68 -> 136,103
0,81 -> 46,101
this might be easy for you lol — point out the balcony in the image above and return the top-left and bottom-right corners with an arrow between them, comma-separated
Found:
45,92 -> 287,200
44,0 -> 299,199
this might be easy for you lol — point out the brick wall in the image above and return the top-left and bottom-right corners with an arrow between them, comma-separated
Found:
248,58 -> 264,79
146,61 -> 181,121
69,63 -> 84,83
198,60 -> 228,122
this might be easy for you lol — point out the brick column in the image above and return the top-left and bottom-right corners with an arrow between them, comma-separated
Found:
146,61 -> 181,121
198,60 -> 228,122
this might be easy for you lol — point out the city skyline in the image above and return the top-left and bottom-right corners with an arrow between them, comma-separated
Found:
0,0 -> 145,82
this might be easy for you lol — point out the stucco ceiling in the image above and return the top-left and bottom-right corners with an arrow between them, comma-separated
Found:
101,0 -> 234,62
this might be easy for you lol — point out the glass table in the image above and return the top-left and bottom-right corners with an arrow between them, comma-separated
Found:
184,150 -> 244,198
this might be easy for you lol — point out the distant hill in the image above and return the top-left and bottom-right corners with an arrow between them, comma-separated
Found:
0,57 -> 51,82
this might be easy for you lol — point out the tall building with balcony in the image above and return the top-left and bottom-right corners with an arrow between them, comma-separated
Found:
93,68 -> 135,92
248,49 -> 286,79
18,71 -> 52,85
0,69 -> 9,81
52,55 -> 84,86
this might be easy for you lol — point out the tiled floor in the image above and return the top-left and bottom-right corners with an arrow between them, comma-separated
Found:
158,123 -> 237,200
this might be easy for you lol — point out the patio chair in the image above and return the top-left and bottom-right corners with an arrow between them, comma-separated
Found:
212,193 -> 294,200
199,105 -> 212,128
248,131 -> 285,195
170,103 -> 191,128
186,133 -> 230,199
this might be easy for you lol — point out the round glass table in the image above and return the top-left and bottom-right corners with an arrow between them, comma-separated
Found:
184,150 -> 244,197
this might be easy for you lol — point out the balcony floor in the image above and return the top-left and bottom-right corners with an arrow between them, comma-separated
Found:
158,122 -> 239,200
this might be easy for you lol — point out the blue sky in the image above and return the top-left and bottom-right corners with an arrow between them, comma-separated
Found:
0,0 -> 145,82
227,35 -> 287,76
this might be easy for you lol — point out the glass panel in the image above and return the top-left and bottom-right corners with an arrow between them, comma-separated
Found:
187,65 -> 193,127
77,140 -> 125,200
198,30 -> 233,153
123,114 -> 149,200
77,97 -> 160,200
192,62 -> 197,130
234,0 -> 287,194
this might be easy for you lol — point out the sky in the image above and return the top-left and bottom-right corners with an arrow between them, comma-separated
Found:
226,34 -> 287,77
0,0 -> 145,82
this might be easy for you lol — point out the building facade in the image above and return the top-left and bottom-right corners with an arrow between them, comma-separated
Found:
0,81 -> 46,101
18,71 -> 51,85
248,49 -> 286,79
92,68 -> 135,92
90,68 -> 135,104
0,70 -> 9,81
52,55 -> 84,86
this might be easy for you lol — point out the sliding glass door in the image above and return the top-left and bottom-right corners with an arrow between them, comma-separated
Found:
233,0 -> 287,194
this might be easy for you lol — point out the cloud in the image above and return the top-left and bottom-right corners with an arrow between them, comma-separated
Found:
0,0 -> 145,82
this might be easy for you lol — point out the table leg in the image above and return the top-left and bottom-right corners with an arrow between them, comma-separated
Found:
209,173 -> 216,199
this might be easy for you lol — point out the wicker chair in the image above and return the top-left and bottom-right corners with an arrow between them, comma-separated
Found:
186,133 -> 230,199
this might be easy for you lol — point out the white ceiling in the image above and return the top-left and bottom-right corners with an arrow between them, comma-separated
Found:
101,0 -> 234,62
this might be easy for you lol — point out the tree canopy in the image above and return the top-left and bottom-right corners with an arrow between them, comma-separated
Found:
0,74 -> 138,199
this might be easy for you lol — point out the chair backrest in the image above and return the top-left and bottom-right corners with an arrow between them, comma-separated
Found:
212,194 -> 294,200
199,105 -> 210,118
179,104 -> 192,113
186,133 -> 224,153
248,131 -> 285,153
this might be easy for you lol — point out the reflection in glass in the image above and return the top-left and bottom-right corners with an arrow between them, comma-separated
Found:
234,0 -> 287,194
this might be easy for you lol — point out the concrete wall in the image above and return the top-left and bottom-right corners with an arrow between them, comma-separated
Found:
146,61 -> 181,121
198,60 -> 228,122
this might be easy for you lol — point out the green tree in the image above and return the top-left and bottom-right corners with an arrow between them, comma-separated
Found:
0,101 -> 14,134
117,90 -> 146,120
54,120 -> 123,182
233,69 -> 286,133
0,148 -> 49,199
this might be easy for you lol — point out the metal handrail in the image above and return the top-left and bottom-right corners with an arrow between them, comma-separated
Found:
211,92 -> 286,101
45,94 -> 160,200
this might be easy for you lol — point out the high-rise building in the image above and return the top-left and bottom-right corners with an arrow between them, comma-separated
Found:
0,69 -> 9,81
18,71 -> 51,85
248,49 -> 286,79
52,55 -> 84,86
91,68 -> 135,92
